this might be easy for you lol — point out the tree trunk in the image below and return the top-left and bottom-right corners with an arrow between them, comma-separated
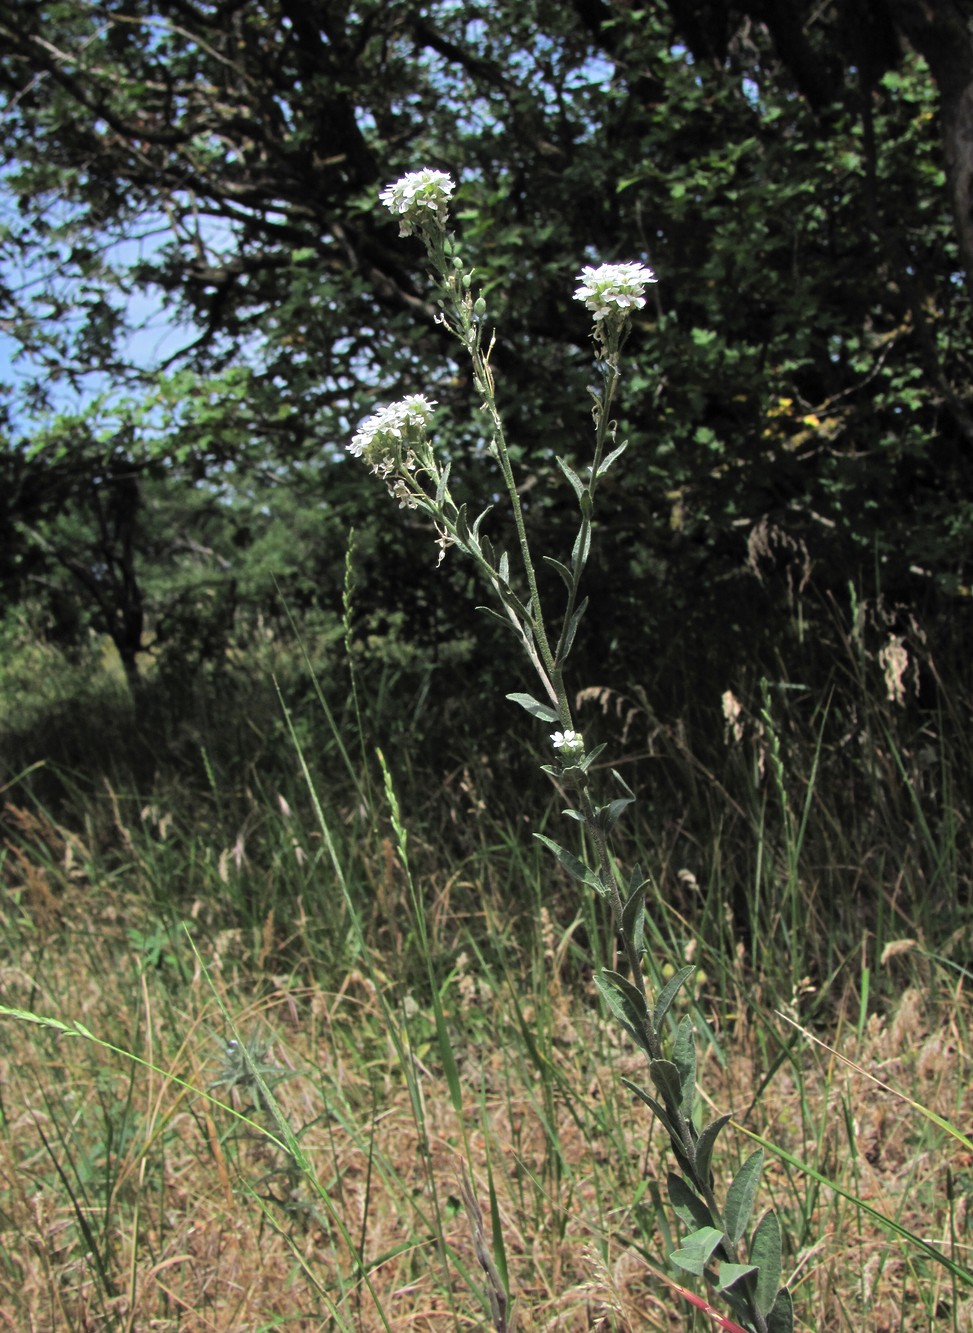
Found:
886,0 -> 973,303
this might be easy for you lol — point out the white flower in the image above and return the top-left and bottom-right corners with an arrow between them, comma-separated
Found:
380,169 -> 455,236
551,729 -> 585,757
573,262 -> 656,322
349,395 -> 436,460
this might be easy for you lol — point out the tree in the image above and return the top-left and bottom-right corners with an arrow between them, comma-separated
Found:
2,0 -> 972,695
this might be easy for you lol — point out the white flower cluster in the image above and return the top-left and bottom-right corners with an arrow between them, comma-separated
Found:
380,169 -> 455,236
573,262 -> 656,322
349,394 -> 437,462
551,729 -> 585,758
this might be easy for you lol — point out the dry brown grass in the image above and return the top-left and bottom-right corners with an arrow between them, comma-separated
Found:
0,885 -> 965,1333
1,828 -> 972,1331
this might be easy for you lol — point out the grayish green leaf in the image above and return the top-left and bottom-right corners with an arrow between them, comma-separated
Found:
724,1149 -> 764,1246
651,965 -> 695,1031
669,1226 -> 724,1277
668,1172 -> 714,1231
505,692 -> 559,723
750,1210 -> 783,1317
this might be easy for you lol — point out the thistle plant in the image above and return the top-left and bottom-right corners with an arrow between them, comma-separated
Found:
352,167 -> 794,1333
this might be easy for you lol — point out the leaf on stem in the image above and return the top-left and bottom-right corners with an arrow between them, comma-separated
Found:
471,505 -> 495,538
505,693 -> 559,723
556,454 -> 587,501
594,440 -> 628,478
669,1225 -> 724,1277
596,969 -> 652,1055
649,1057 -> 687,1116
749,1211 -> 783,1318
557,596 -> 588,664
542,554 -> 575,591
620,879 -> 645,954
672,1014 -> 697,1119
435,460 -> 451,505
766,1285 -> 794,1333
571,519 -> 591,573
533,833 -> 604,891
621,1077 -> 683,1149
717,1262 -> 758,1295
695,1114 -> 732,1188
651,965 -> 696,1031
724,1149 -> 764,1246
668,1172 -> 715,1231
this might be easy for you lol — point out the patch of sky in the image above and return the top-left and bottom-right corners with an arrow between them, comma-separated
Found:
0,192 -> 233,435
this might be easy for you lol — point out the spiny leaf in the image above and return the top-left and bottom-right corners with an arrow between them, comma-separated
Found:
724,1149 -> 764,1246
669,1226 -> 724,1277
750,1211 -> 783,1318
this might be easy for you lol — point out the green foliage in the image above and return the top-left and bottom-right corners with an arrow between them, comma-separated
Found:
2,2 -> 973,699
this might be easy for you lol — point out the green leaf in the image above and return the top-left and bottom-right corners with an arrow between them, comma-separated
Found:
669,1226 -> 724,1277
596,969 -> 651,1054
649,1057 -> 685,1113
571,518 -> 591,573
750,1211 -> 783,1317
597,795 -> 635,833
505,692 -> 559,723
766,1285 -> 794,1333
557,595 -> 588,664
724,1149 -> 764,1246
695,1114 -> 732,1188
542,554 -> 575,592
668,1172 -> 714,1231
556,454 -> 586,501
620,879 -> 645,954
652,965 -> 695,1031
672,1014 -> 697,1119
533,834 -> 603,891
621,1078 -> 682,1144
717,1262 -> 757,1294
595,440 -> 628,478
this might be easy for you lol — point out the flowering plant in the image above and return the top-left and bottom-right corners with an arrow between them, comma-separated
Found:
349,170 -> 793,1333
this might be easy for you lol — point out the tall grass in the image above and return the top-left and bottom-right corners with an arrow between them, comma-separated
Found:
1,590 -> 972,1329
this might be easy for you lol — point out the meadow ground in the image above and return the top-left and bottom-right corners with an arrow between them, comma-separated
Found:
2,635 -> 973,1331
